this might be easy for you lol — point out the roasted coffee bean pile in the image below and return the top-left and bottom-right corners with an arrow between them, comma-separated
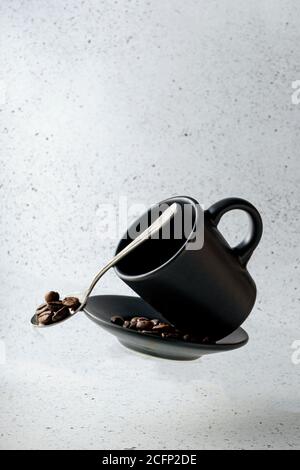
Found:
35,291 -> 80,325
110,315 -> 209,343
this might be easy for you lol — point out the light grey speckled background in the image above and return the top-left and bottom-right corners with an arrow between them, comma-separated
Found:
0,0 -> 299,450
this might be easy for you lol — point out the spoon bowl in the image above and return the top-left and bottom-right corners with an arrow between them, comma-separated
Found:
30,293 -> 84,326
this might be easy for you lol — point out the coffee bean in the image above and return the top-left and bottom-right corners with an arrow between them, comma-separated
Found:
136,320 -> 153,331
45,291 -> 60,303
152,323 -> 172,333
111,315 -> 124,326
134,317 -> 149,322
36,303 -> 49,315
109,314 -> 206,343
128,317 -> 139,328
47,301 -> 63,312
37,312 -> 53,325
52,306 -> 70,322
62,297 -> 80,310
130,317 -> 150,329
130,316 -> 143,322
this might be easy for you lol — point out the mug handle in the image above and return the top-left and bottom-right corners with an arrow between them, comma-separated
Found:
206,198 -> 263,266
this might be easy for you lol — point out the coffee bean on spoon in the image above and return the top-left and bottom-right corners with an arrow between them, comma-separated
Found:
37,311 -> 53,325
47,301 -> 63,312
123,320 -> 130,328
44,291 -> 60,303
36,303 -> 49,315
35,305 -> 50,322
111,315 -> 124,326
35,291 -> 81,325
62,297 -> 81,311
52,306 -> 70,322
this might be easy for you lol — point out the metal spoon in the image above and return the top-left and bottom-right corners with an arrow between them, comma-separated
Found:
31,203 -> 178,327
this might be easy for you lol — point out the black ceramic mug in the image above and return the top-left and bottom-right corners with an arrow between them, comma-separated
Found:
115,196 -> 263,340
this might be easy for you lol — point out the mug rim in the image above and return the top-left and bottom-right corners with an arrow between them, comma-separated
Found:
114,195 -> 200,281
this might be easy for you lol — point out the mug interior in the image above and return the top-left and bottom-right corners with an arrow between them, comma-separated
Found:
115,198 -> 196,277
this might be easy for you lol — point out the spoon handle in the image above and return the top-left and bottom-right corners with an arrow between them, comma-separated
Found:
79,203 -> 178,309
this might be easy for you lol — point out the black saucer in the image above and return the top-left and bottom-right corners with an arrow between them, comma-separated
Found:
84,295 -> 249,361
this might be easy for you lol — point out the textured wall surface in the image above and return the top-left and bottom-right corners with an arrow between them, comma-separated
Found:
0,0 -> 299,449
